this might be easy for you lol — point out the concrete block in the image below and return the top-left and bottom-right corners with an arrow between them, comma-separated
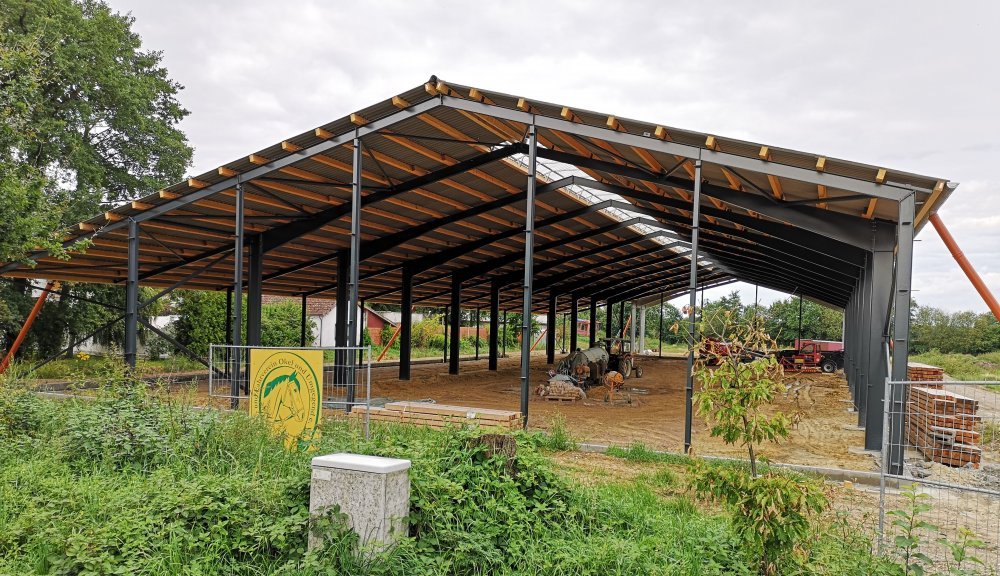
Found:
309,453 -> 411,550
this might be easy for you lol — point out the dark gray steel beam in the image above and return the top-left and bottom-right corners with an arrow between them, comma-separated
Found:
603,301 -> 611,338
449,276 -> 461,375
230,182 -> 246,408
246,235 -> 263,346
864,248 -> 893,450
684,159 -> 702,455
399,268 -> 413,380
601,271 -> 731,306
521,125 -> 538,428
335,256 -> 348,347
570,294 -> 579,351
488,279 -> 500,371
588,299 -> 597,347
464,228 -> 669,291
124,218 -> 139,369
546,293 -> 557,364
887,193 -> 916,474
300,294 -> 307,347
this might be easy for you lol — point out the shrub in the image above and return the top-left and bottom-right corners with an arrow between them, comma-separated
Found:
689,463 -> 827,574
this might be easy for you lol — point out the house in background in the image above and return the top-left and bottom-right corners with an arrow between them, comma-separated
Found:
262,296 -> 397,347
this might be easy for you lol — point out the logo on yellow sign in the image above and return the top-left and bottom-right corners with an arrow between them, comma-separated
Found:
249,349 -> 322,450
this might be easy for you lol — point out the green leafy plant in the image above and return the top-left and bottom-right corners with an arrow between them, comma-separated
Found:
689,462 -> 827,574
687,309 -> 828,574
692,309 -> 787,476
888,484 -> 938,576
936,527 -> 987,575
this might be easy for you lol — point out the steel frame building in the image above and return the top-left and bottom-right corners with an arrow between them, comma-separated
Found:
1,77 -> 957,472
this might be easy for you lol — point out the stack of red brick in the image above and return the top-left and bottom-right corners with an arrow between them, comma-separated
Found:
907,362 -> 945,386
904,362 -> 982,468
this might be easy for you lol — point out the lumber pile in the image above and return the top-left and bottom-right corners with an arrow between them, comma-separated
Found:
906,386 -> 982,468
350,402 -> 521,431
907,363 -> 945,386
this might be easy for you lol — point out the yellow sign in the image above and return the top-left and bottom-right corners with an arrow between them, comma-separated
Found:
249,348 -> 322,450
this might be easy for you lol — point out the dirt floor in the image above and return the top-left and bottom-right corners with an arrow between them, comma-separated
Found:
63,352 -> 1000,476
359,352 -> 877,470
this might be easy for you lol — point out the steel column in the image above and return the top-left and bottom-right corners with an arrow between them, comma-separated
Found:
630,302 -> 638,351
560,314 -> 566,353
300,294 -> 308,346
225,288 -> 233,346
546,293 -> 557,364
888,193 -> 916,474
570,295 -> 579,351
520,124 -> 538,428
246,235 -> 263,346
588,299 -> 597,347
335,257 -> 349,347
864,249 -> 894,450
618,301 -> 625,337
346,138 -> 362,405
856,257 -> 871,420
475,308 -> 481,360
604,301 -> 613,338
231,183 -> 245,407
334,256 -> 349,395
502,310 -> 508,360
124,218 -> 139,369
443,306 -> 449,364
399,268 -> 413,380
488,280 -> 500,371
449,277 -> 461,374
684,158 -> 703,454
658,292 -> 664,357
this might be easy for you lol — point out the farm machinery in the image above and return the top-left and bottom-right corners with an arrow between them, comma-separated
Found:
551,338 -> 643,388
775,341 -> 844,373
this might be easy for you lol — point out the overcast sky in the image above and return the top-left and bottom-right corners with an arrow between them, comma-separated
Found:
109,0 -> 1000,312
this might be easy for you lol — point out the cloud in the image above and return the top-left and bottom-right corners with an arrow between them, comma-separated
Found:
109,0 -> 1000,313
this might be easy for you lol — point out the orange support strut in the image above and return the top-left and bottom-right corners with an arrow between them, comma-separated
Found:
0,281 -> 57,375
930,213 -> 1000,321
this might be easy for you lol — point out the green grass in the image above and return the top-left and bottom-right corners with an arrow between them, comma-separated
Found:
23,355 -> 205,380
0,369 -> 899,575
910,350 -> 1000,382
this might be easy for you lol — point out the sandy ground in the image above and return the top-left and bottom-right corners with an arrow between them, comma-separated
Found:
359,352 -> 877,470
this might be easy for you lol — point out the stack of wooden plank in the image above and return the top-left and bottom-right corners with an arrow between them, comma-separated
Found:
907,363 -> 945,386
350,402 -> 521,431
906,386 -> 982,468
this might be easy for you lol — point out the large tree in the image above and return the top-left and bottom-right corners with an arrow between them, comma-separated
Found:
2,0 -> 192,218
1,0 -> 193,358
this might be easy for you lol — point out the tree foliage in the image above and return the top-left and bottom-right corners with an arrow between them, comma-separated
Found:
172,291 -> 313,357
2,0 -> 192,215
1,0 -> 193,359
688,308 -> 828,575
910,301 -> 1000,355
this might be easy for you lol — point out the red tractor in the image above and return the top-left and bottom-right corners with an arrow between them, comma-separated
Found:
777,342 -> 843,373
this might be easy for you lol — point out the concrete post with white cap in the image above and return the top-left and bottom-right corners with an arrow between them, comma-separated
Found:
309,453 -> 411,550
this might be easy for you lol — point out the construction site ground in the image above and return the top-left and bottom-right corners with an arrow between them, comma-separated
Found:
48,352 -> 1000,477
359,353 -> 877,470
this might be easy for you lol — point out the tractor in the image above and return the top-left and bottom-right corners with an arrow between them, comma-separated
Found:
776,342 -> 843,373
603,338 -> 642,379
